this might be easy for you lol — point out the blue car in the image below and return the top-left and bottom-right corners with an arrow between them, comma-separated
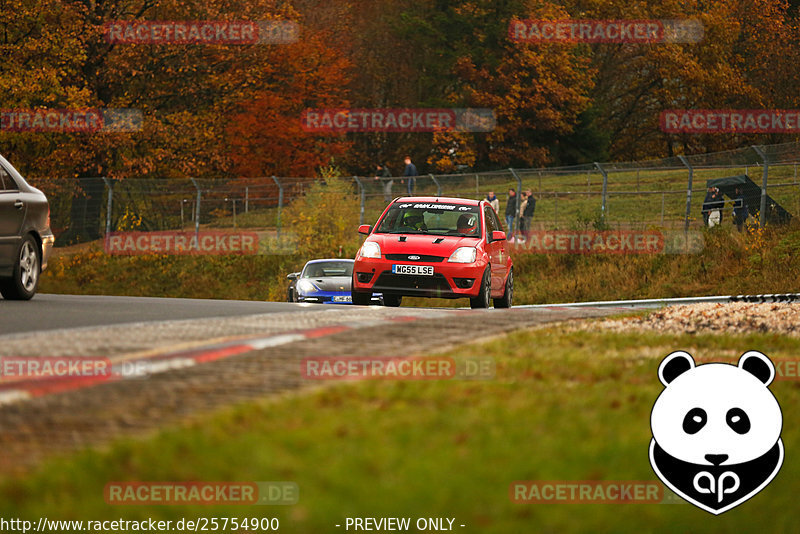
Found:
287,259 -> 357,304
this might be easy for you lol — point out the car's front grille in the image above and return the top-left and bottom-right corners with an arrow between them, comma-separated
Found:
373,272 -> 452,292
385,254 -> 445,263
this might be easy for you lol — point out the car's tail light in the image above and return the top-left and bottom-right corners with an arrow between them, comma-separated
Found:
46,206 -> 51,228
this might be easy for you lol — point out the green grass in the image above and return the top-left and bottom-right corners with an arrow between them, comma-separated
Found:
511,225 -> 800,303
40,224 -> 800,305
2,326 -> 800,533
39,246 -> 307,302
90,164 -> 799,236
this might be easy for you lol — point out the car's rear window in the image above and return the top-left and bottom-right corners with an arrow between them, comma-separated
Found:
303,261 -> 354,278
376,202 -> 481,237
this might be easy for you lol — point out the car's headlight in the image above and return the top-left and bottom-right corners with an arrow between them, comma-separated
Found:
448,247 -> 477,263
360,241 -> 381,259
297,279 -> 317,294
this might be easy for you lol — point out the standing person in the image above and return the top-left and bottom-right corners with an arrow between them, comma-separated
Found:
505,188 -> 517,236
701,187 -> 715,226
522,190 -> 536,237
709,187 -> 724,227
374,163 -> 393,203
733,186 -> 748,232
486,191 -> 499,214
402,156 -> 417,196
517,191 -> 529,238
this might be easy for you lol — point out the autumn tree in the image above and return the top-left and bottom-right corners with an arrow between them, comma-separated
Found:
1,0 -> 355,241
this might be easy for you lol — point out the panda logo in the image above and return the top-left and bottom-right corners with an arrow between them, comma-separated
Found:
649,350 -> 784,515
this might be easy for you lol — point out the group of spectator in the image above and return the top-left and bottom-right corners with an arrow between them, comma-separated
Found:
702,186 -> 749,231
374,156 -> 418,202
493,188 -> 535,240
375,160 -> 541,238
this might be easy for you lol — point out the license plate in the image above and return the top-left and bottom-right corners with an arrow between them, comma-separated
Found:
333,295 -> 352,302
392,264 -> 434,276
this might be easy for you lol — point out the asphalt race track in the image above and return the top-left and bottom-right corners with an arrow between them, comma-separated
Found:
0,294 -> 622,472
0,294 -> 303,336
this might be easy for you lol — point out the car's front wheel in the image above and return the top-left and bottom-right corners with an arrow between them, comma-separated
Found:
494,267 -> 513,308
469,267 -> 491,309
0,234 -> 40,301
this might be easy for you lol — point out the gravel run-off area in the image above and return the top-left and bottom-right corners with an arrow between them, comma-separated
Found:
589,302 -> 800,337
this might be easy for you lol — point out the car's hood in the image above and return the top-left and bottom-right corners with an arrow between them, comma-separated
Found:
303,276 -> 351,292
368,233 -> 480,256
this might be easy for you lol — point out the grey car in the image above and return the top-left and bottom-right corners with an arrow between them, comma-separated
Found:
0,154 -> 55,300
287,259 -> 382,304
287,259 -> 356,304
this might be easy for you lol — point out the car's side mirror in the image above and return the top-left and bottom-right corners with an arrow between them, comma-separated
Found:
491,230 -> 506,242
287,272 -> 300,280
358,224 -> 372,235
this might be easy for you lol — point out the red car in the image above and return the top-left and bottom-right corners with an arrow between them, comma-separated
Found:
352,196 -> 513,308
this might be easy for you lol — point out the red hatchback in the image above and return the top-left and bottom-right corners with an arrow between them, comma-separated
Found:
352,197 -> 513,308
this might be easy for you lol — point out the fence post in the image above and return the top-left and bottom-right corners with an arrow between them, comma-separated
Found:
475,174 -> 479,195
353,176 -> 365,225
508,168 -> 523,236
271,176 -> 283,239
429,174 -> 442,197
245,186 -> 249,213
101,177 -> 113,236
751,145 -> 769,227
594,162 -> 608,222
678,155 -> 693,233
189,178 -> 201,235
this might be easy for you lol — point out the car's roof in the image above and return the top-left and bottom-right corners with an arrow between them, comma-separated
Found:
304,258 -> 355,265
393,196 -> 482,206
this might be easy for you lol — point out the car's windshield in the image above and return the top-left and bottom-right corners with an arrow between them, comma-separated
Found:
375,202 -> 481,237
302,261 -> 354,278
